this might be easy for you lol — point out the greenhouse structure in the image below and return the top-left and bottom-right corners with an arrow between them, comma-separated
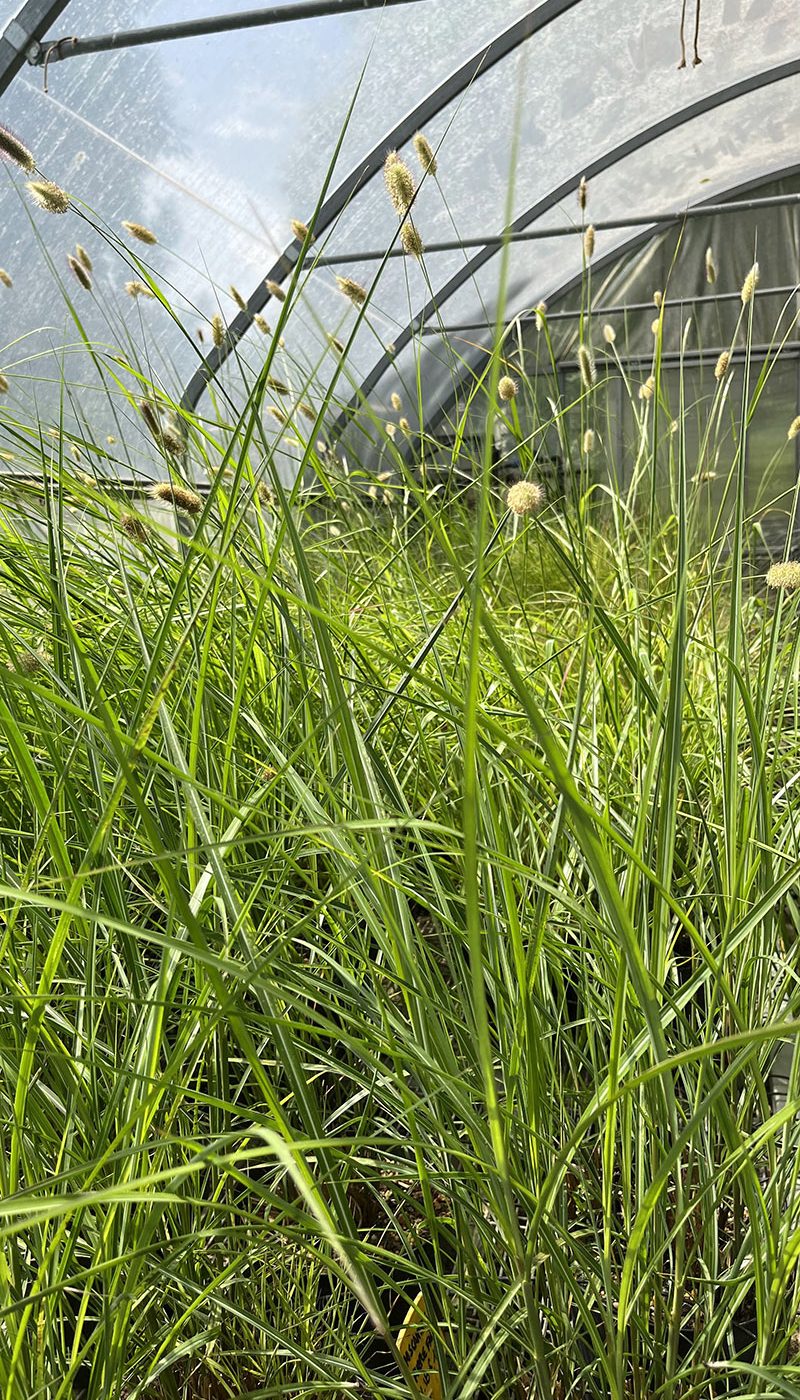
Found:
2,3 -> 800,1398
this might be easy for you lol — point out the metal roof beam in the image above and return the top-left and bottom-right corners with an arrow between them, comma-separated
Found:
343,57 -> 800,419
27,0 -> 428,65
425,281 -> 800,337
314,190 -> 800,267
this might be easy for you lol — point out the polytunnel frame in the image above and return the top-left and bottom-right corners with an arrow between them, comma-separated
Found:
416,162 -> 800,446
342,55 -> 800,429
178,0 -> 584,414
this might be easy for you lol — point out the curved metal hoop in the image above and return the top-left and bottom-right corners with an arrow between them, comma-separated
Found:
339,57 -> 800,426
178,0 -> 583,414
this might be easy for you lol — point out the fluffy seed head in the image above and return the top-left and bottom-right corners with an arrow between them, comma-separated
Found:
0,124 -> 35,172
398,417 -> 411,434
413,132 -> 437,175
653,289 -> 663,309
400,220 -> 424,258
139,399 -> 163,441
75,243 -> 92,273
150,482 -> 202,516
120,512 -> 149,542
337,275 -> 367,307
291,219 -> 311,242
299,402 -> 316,422
67,254 -> 92,291
17,650 -> 46,675
639,375 -> 655,401
578,344 -> 596,389
507,480 -> 545,517
122,220 -> 157,245
583,224 -> 595,259
741,262 -> 759,305
265,279 -> 286,302
253,315 -> 270,334
0,269 -> 12,288
384,152 -> 416,215
391,392 -> 403,412
603,323 -> 616,344
0,373 -> 8,393
705,247 -> 717,284
386,422 -> 397,439
211,314 -> 225,347
327,333 -> 345,355
578,175 -> 588,210
498,375 -> 518,401
583,428 -> 595,454
230,285 -> 247,311
26,180 -> 69,213
651,318 -> 660,336
788,416 -> 800,440
125,279 -> 154,299
534,301 -> 547,330
714,350 -> 730,380
766,561 -> 800,592
267,406 -> 287,426
160,425 -> 186,456
267,376 -> 290,396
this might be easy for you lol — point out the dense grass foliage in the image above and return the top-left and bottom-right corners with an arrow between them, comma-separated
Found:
1,141 -> 800,1399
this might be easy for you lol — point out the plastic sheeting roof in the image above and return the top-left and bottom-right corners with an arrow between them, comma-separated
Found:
0,0 -> 797,467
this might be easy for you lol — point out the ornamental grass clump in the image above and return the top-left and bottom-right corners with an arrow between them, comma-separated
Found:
7,121 -> 800,1400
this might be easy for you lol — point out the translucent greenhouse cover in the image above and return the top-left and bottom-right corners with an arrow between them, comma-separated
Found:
0,0 -> 797,473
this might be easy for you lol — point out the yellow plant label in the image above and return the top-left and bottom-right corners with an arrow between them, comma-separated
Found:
397,1291 -> 441,1399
